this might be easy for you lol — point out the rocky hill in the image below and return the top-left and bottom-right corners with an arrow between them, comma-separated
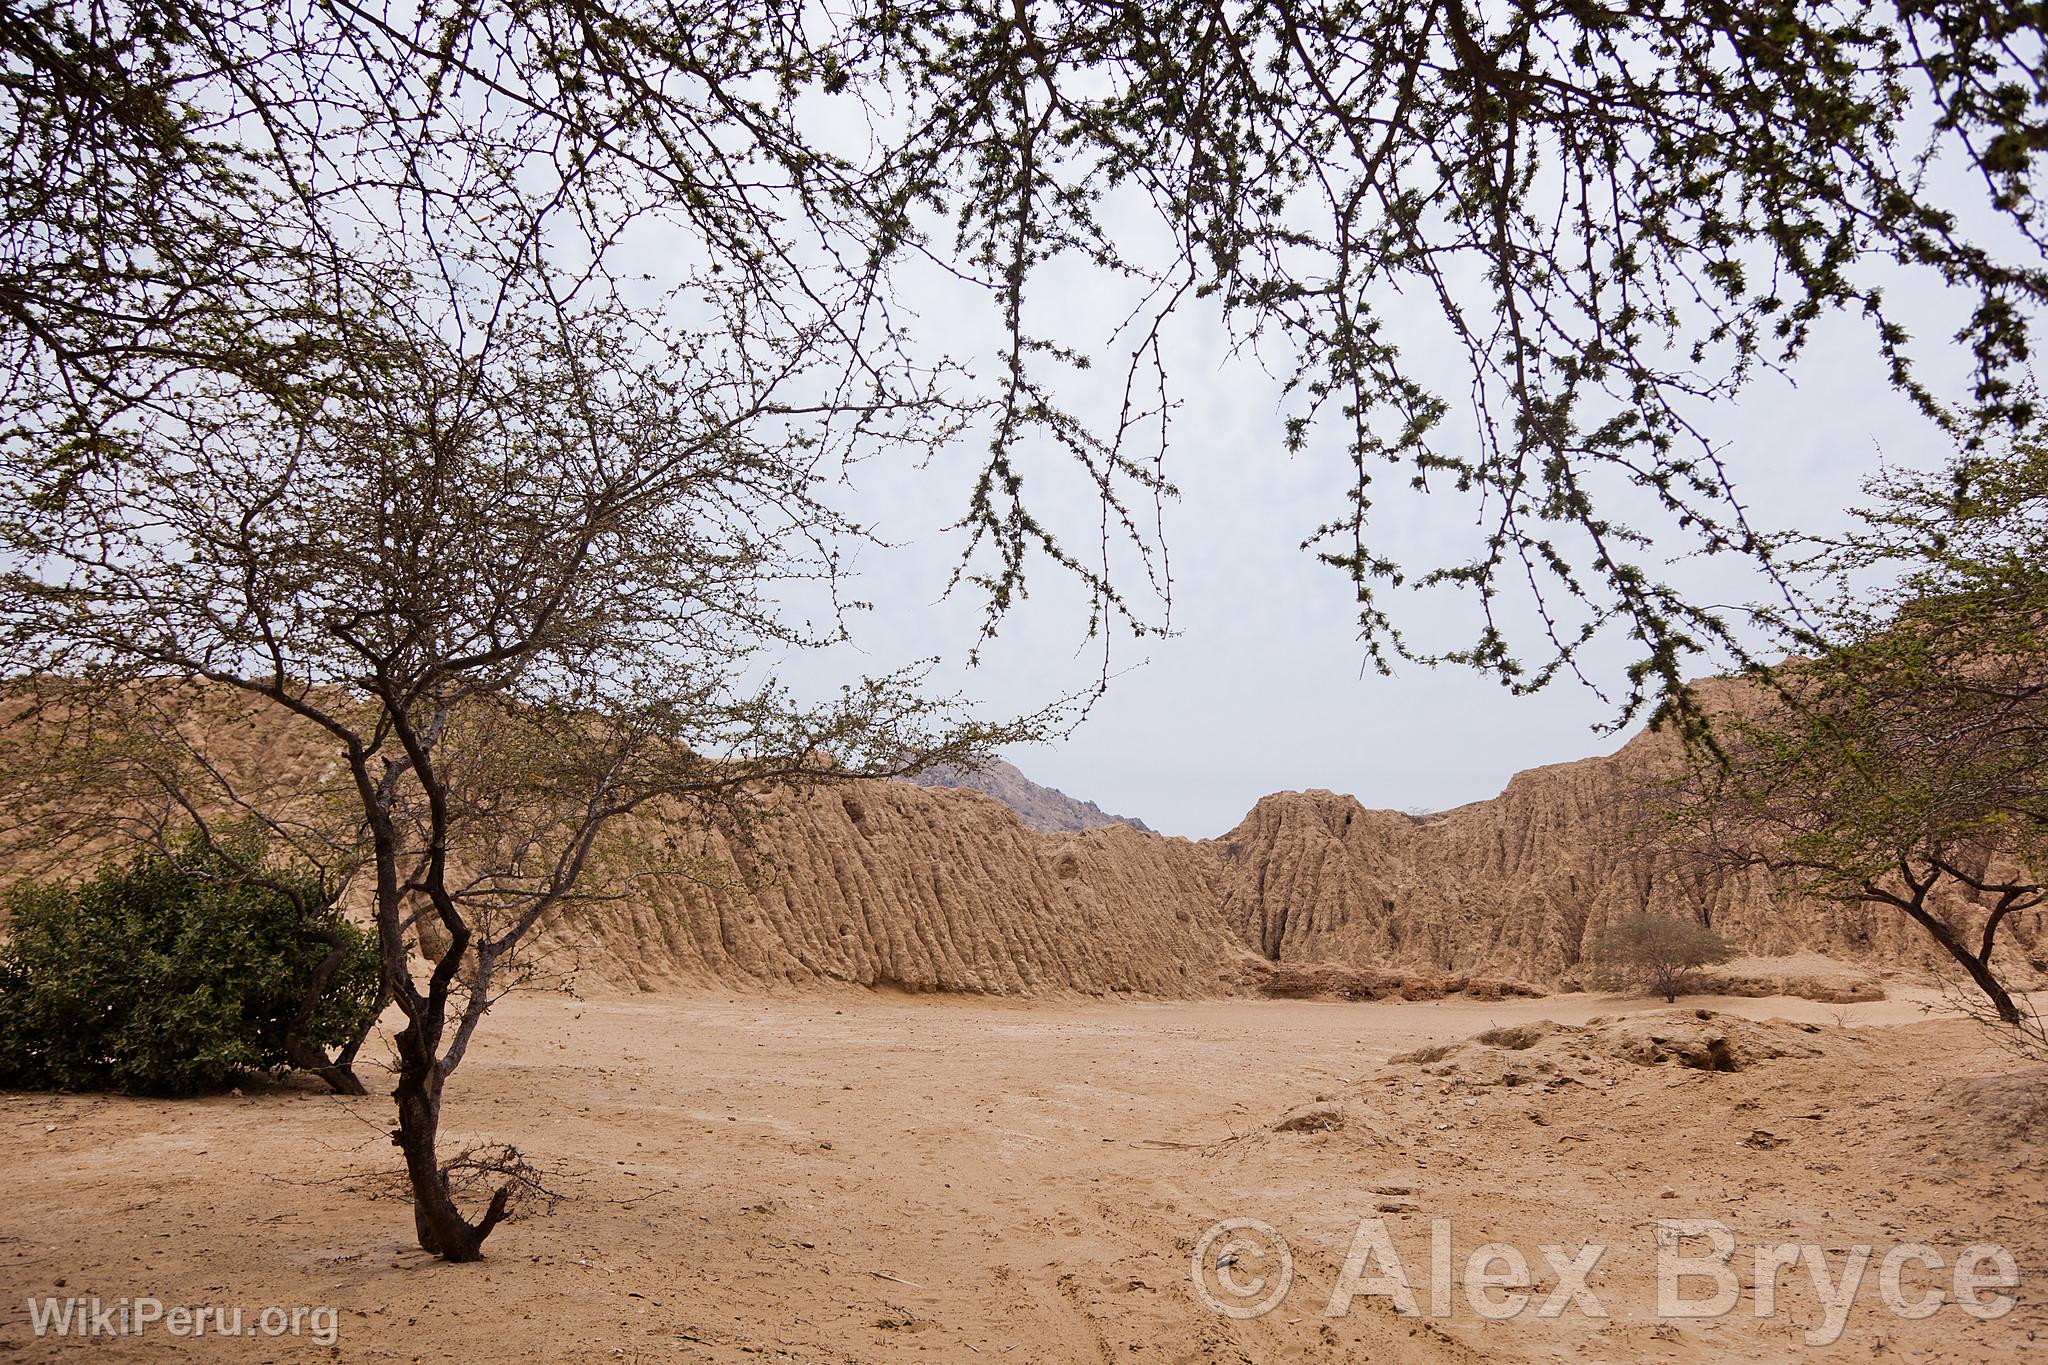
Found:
902,758 -> 1152,834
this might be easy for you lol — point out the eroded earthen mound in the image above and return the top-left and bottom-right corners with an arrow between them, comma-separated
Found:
1387,1009 -> 1829,1089
1689,955 -> 1888,1003
1231,955 -> 1546,1003
1925,1067 -> 2048,1151
526,781 -> 1235,995
3,679 -> 2027,997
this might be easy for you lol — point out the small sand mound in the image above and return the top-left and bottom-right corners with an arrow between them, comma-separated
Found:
1928,1068 -> 2048,1145
1271,1100 -> 1350,1133
1387,1010 -> 1828,1089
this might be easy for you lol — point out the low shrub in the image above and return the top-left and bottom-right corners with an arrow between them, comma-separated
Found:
0,832 -> 379,1095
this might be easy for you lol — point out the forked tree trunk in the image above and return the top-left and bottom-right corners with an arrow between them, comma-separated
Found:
297,1050 -> 369,1097
284,1011 -> 369,1097
390,1030 -> 509,1261
1891,892 -> 2025,1026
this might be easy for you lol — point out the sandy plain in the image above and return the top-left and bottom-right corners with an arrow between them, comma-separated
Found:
1,988 -> 2041,1362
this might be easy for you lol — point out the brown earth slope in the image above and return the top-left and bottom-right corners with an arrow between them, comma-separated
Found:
540,781 -> 1228,995
557,692 -> 2037,995
1208,738 -> 1997,988
2,684 -> 2037,996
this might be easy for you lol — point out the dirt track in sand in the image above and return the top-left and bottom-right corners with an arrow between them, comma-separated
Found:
1,989 -> 2042,1362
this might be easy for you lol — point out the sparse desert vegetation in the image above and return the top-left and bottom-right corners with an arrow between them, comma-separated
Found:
3,0 -> 2047,1359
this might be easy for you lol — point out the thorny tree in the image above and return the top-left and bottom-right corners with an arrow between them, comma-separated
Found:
0,271 -> 1036,1259
1,0 -> 1026,1261
7,2 -> 2048,727
837,0 -> 2048,725
1659,446 -> 2048,1051
1590,912 -> 1735,1003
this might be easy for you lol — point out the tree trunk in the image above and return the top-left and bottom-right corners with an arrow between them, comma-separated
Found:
319,971 -> 392,1098
301,1052 -> 368,1097
1949,945 -> 2024,1025
1653,965 -> 1681,1003
390,1040 -> 508,1261
1893,894 -> 2024,1025
286,926 -> 368,1095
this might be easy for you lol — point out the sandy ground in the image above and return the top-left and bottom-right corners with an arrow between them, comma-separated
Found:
1,987 -> 2043,1362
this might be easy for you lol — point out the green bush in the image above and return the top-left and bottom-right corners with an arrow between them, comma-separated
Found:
0,832 -> 380,1095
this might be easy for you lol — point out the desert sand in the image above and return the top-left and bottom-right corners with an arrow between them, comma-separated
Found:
3,986 -> 2040,1362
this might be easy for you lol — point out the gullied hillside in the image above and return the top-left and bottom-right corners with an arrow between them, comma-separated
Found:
1209,734 -> 1991,986
537,782 -> 1225,994
3,686 -> 2036,995
480,692 -> 2048,993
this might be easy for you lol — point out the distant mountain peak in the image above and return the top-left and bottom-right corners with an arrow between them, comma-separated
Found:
904,758 -> 1154,835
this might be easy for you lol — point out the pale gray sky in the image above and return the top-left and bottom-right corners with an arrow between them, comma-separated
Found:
710,101 -> 2022,843
781,284 -> 1968,839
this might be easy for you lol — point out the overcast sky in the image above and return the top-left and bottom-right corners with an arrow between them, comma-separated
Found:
691,111 -> 2022,842
770,282 -> 1972,839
